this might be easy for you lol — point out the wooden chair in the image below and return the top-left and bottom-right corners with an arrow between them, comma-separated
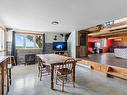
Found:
37,57 -> 50,81
10,56 -> 16,66
55,58 -> 76,91
8,57 -> 14,86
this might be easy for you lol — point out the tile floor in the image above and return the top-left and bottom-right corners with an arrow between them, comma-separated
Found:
8,64 -> 127,95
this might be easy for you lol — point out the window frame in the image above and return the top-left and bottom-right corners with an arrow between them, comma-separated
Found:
0,28 -> 5,51
15,32 -> 43,49
0,28 -> 5,56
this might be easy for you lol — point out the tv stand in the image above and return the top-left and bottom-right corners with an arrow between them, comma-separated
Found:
54,51 -> 68,56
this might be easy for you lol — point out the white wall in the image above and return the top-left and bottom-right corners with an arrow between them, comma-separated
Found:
67,30 -> 77,58
0,23 -> 6,55
45,33 -> 65,43
6,31 -> 12,42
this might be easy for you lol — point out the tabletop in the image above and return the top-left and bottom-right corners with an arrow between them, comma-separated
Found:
36,54 -> 73,65
0,56 -> 9,64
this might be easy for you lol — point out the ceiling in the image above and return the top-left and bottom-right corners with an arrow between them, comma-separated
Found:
88,18 -> 127,37
0,0 -> 127,33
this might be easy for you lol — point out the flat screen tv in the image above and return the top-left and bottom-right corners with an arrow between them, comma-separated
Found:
53,42 -> 67,51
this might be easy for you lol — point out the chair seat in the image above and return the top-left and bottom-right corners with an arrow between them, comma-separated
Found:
57,68 -> 72,75
42,64 -> 49,68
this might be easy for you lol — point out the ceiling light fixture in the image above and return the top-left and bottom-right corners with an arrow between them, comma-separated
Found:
51,21 -> 59,25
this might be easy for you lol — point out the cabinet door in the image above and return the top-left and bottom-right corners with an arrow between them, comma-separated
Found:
79,46 -> 87,57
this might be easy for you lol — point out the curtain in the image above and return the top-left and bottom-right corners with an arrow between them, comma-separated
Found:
11,31 -> 16,57
42,34 -> 45,53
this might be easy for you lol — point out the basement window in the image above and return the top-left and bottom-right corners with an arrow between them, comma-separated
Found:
16,33 -> 43,48
0,28 -> 5,55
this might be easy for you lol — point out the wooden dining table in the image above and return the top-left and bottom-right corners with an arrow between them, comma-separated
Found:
36,54 -> 78,90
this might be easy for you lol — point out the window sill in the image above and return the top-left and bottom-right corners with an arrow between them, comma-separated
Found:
0,50 -> 6,52
16,48 -> 42,50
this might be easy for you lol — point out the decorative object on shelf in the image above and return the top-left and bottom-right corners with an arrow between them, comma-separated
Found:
103,21 -> 114,28
54,35 -> 57,40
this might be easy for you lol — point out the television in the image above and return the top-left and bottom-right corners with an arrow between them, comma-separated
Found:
53,42 -> 67,51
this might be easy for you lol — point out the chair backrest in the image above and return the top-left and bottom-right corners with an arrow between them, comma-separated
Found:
57,58 -> 76,74
64,58 -> 76,69
37,57 -> 44,70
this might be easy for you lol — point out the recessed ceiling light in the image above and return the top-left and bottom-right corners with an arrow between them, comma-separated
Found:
51,21 -> 59,25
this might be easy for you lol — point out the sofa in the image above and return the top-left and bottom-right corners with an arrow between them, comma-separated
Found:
109,46 -> 127,53
114,48 -> 127,59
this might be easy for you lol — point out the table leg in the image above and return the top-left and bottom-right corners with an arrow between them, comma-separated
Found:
73,64 -> 76,87
7,65 -> 9,92
51,64 -> 54,90
9,69 -> 11,85
13,57 -> 16,66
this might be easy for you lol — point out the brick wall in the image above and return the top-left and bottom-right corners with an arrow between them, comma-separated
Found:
44,43 -> 54,53
16,49 -> 43,64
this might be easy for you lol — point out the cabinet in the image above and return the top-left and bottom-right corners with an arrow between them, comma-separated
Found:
0,57 -> 10,95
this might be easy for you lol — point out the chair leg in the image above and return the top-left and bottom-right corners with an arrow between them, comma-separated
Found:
38,67 -> 40,77
40,70 -> 42,81
56,77 -> 58,85
62,79 -> 64,92
47,66 -> 50,75
9,69 -> 11,85
38,72 -> 39,77
71,73 -> 75,88
73,81 -> 75,88
38,69 -> 40,77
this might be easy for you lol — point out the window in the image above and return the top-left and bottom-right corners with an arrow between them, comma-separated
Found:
101,38 -> 107,47
0,28 -> 5,55
35,35 -> 43,48
0,29 -> 4,50
16,33 -> 43,48
25,35 -> 35,48
15,34 -> 25,48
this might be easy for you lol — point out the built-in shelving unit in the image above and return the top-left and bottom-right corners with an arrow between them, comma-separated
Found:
107,66 -> 127,79
79,60 -> 127,80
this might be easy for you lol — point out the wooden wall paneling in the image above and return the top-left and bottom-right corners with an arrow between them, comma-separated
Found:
108,33 -> 127,46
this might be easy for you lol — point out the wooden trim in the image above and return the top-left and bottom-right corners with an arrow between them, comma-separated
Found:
16,48 -> 42,50
79,59 -> 127,80
0,27 -> 4,31
0,50 -> 6,52
15,31 -> 43,35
